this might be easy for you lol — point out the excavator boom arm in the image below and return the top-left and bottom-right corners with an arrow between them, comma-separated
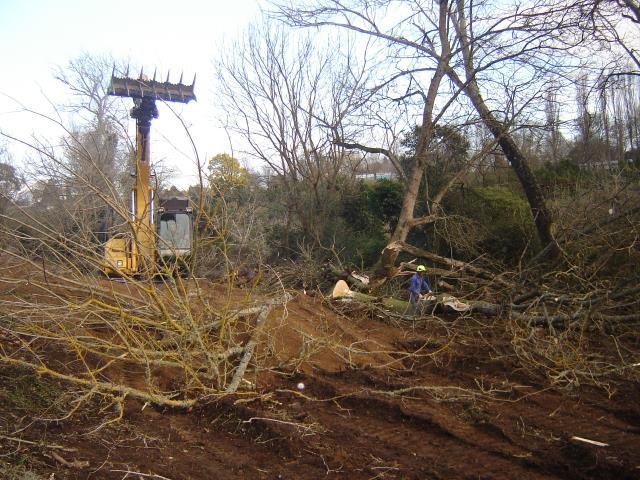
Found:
103,69 -> 195,276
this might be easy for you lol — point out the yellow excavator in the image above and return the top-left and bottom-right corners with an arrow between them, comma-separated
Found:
103,70 -> 196,276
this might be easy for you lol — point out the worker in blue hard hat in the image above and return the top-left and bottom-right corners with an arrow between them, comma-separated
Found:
407,265 -> 432,316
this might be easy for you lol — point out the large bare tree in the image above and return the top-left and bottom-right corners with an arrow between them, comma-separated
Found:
216,23 -> 369,248
273,0 -> 572,277
272,2 -> 484,277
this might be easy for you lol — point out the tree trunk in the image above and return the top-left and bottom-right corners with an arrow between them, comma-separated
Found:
464,83 -> 556,248
450,0 -> 555,251
379,154 -> 429,278
378,1 -> 452,279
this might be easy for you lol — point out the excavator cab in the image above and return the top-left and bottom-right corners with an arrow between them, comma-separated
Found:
103,197 -> 194,277
157,197 -> 193,264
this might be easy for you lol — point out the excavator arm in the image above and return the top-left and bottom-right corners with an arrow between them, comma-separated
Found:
103,69 -> 195,276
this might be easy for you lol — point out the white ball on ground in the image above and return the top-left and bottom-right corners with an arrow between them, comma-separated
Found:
296,382 -> 305,390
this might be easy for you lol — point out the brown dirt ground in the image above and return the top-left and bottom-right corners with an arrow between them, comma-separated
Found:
1,280 -> 640,480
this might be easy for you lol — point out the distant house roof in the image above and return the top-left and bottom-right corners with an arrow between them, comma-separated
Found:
355,172 -> 397,181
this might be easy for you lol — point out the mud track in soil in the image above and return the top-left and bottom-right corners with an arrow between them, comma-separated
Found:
1,289 -> 639,479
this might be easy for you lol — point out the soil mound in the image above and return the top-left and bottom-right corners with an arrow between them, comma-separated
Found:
1,274 -> 639,479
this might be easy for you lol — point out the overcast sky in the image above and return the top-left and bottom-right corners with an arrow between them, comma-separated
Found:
0,0 -> 264,187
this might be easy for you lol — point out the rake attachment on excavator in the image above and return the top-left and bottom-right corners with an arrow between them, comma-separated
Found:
108,67 -> 196,103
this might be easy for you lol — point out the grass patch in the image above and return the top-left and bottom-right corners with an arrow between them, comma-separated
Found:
0,460 -> 47,480
0,368 -> 65,413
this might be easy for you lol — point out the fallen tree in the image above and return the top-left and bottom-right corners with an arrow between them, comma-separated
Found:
330,279 -> 640,330
385,241 -> 514,289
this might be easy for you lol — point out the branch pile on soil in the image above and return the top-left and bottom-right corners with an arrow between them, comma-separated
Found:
0,261 -> 298,411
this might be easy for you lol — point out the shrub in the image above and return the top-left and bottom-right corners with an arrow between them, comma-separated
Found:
536,159 -> 589,195
464,186 -> 539,263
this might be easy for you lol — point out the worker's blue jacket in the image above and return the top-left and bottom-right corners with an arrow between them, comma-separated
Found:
408,272 -> 431,297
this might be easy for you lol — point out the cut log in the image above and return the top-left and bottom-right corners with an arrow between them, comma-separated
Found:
332,280 -> 352,299
326,264 -> 370,292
